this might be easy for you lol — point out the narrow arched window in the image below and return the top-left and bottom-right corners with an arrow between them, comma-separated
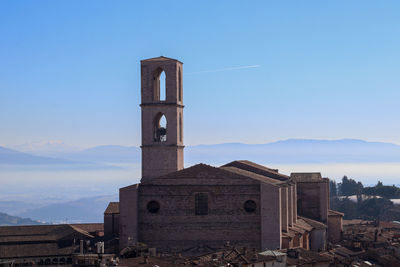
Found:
178,68 -> 182,102
160,71 -> 166,101
153,68 -> 166,101
179,113 -> 182,142
195,193 -> 208,215
154,113 -> 167,142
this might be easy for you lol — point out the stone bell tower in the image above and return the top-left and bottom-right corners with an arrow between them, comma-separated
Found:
140,56 -> 184,180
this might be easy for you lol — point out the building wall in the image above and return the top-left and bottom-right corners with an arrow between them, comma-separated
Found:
288,185 -> 293,226
319,179 -> 329,224
261,184 -> 282,250
293,184 -> 297,224
310,229 -> 326,251
119,184 -> 139,250
138,181 -> 263,252
104,213 -> 119,238
328,215 -> 343,243
281,187 -> 288,232
296,181 -> 329,224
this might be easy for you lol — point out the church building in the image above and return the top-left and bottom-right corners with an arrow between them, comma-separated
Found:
105,56 -> 343,253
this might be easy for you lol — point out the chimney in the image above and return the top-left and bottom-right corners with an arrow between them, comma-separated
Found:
80,240 -> 84,254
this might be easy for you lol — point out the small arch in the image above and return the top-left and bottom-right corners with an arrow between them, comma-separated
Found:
154,113 -> 167,142
44,259 -> 51,265
178,68 -> 182,102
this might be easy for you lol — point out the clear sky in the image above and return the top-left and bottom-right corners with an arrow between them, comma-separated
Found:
1,1 -> 400,148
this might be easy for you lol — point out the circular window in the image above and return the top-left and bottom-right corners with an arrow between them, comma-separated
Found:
244,200 -> 257,213
147,201 -> 160,213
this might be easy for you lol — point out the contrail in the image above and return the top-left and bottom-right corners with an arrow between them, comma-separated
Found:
186,65 -> 261,75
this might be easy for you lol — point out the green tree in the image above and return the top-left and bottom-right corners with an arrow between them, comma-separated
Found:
338,176 -> 364,196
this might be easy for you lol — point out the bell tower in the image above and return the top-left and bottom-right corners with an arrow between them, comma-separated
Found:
140,56 -> 184,179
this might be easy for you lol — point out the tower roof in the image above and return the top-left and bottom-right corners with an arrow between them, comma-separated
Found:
141,56 -> 183,64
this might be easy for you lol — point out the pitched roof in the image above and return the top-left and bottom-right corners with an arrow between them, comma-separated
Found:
104,202 -> 119,214
144,163 -> 282,187
141,56 -> 183,64
285,248 -> 332,265
70,223 -> 104,233
299,216 -> 327,230
294,218 -> 314,232
0,224 -> 93,243
222,160 -> 290,181
220,166 -> 284,185
328,209 -> 344,217
143,161 -> 293,187
0,242 -> 74,258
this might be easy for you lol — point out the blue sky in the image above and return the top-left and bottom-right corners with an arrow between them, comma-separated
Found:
1,1 -> 400,148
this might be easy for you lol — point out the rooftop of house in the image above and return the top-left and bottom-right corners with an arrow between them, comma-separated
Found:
104,202 -> 120,214
328,209 -> 345,217
285,247 -> 332,265
299,216 -> 328,230
0,224 -> 95,259
0,224 -> 93,243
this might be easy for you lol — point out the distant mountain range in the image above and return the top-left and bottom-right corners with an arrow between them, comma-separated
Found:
0,212 -> 44,226
15,195 -> 118,223
2,139 -> 400,168
2,139 -> 400,224
0,194 -> 116,224
0,146 -> 121,170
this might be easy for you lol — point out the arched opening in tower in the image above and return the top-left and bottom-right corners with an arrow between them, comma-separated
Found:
154,113 -> 167,142
159,71 -> 166,101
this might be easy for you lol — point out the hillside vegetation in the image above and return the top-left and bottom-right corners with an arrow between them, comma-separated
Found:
330,177 -> 400,221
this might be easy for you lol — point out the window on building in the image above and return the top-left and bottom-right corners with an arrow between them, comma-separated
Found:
147,200 -> 160,213
244,200 -> 257,213
195,193 -> 208,215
